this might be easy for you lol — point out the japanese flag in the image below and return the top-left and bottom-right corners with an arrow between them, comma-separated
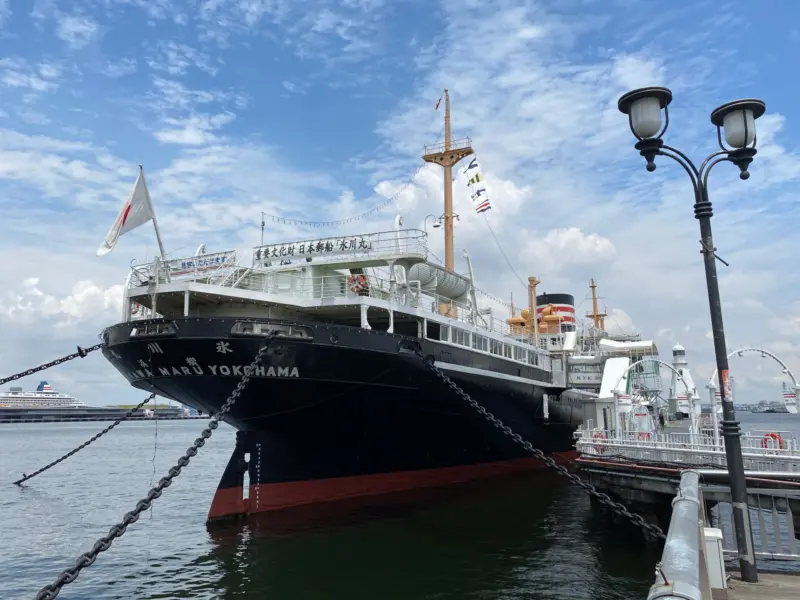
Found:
97,169 -> 155,256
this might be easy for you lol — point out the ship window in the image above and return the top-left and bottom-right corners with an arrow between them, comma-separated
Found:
230,322 -> 313,340
130,321 -> 177,337
514,346 -> 527,362
439,325 -> 450,342
528,352 -> 539,366
490,339 -> 502,355
472,334 -> 488,352
503,344 -> 512,359
452,327 -> 470,346
425,320 -> 440,340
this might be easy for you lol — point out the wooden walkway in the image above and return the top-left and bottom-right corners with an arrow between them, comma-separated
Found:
724,572 -> 800,600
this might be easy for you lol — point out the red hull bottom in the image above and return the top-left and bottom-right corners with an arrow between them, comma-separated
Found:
208,451 -> 578,521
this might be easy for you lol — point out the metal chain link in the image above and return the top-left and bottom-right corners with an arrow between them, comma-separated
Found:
14,394 -> 155,486
34,336 -> 274,600
0,344 -> 104,386
415,349 -> 666,541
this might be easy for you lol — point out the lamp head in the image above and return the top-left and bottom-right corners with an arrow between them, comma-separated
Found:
710,98 -> 766,149
618,86 -> 673,140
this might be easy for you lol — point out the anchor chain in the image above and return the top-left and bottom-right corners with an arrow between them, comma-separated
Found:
415,348 -> 666,541
0,343 -> 104,386
14,393 -> 156,486
34,336 -> 274,600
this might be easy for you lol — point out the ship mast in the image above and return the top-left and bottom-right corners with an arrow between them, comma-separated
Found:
586,278 -> 607,330
422,89 -> 474,271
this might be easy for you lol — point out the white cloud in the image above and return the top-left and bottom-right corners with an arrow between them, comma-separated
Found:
1,0 -> 799,410
281,81 -> 305,94
522,228 -> 617,272
99,58 -> 137,78
56,15 -> 99,49
0,58 -> 61,93
605,308 -> 635,336
146,41 -> 218,76
0,278 -> 122,326
154,112 -> 236,146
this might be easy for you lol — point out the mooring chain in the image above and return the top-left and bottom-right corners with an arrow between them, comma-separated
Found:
0,343 -> 104,386
34,336 -> 274,600
14,394 -> 156,487
415,349 -> 666,541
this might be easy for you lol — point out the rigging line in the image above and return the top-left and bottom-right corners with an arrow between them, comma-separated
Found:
482,213 -> 527,289
261,162 -> 426,228
262,127 -> 447,229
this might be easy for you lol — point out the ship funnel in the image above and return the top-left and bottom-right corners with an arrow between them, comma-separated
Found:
535,293 -> 576,333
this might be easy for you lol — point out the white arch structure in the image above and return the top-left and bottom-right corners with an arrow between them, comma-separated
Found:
708,347 -> 799,390
608,358 -> 703,434
614,357 -> 694,399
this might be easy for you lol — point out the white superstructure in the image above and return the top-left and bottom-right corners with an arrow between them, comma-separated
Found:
669,343 -> 702,418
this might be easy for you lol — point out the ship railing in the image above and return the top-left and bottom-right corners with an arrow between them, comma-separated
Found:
187,269 -> 512,337
422,137 -> 473,156
127,254 -> 524,339
129,249 -> 238,288
251,229 -> 429,268
576,428 -> 800,472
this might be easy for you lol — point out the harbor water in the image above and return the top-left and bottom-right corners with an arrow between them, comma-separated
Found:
1,413 -> 797,599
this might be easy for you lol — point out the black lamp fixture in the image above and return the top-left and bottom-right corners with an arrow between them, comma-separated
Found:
618,85 -> 766,584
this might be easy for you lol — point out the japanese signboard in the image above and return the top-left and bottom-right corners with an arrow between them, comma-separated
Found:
166,250 -> 237,278
253,236 -> 373,266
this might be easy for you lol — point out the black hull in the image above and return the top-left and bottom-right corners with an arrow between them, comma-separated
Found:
102,317 -> 580,518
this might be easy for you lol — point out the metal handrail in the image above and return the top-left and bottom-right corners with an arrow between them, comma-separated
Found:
423,137 -> 473,156
647,471 -> 706,600
128,267 -> 530,340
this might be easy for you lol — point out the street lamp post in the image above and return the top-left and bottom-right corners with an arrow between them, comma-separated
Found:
423,214 -> 442,233
618,87 -> 765,583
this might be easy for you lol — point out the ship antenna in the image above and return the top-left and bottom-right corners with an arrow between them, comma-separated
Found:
422,89 -> 474,273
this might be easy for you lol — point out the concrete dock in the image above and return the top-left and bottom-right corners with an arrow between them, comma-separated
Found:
723,572 -> 800,600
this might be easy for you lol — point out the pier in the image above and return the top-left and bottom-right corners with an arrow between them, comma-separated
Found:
647,470 -> 800,599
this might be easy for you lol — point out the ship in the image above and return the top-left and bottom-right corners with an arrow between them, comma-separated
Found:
100,90 -> 661,520
782,382 -> 798,414
0,381 -> 85,408
0,380 -> 195,423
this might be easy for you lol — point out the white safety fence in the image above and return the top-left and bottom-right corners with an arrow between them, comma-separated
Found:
576,427 -> 800,473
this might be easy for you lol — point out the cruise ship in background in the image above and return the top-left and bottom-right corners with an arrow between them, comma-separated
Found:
0,380 -> 197,423
0,381 -> 86,408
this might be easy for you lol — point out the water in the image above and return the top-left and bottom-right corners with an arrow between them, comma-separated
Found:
1,413 -> 796,600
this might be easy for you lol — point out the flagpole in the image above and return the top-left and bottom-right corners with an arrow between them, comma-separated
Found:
138,164 -> 170,282
138,164 -> 168,260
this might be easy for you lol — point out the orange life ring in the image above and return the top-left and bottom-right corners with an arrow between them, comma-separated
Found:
637,432 -> 652,441
592,432 -> 607,454
761,431 -> 783,449
347,274 -> 367,293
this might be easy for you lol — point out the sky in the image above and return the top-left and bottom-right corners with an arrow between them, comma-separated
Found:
1,0 -> 799,407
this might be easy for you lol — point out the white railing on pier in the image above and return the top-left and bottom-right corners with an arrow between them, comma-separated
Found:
647,473 -> 800,599
576,427 -> 800,473
707,487 -> 800,562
